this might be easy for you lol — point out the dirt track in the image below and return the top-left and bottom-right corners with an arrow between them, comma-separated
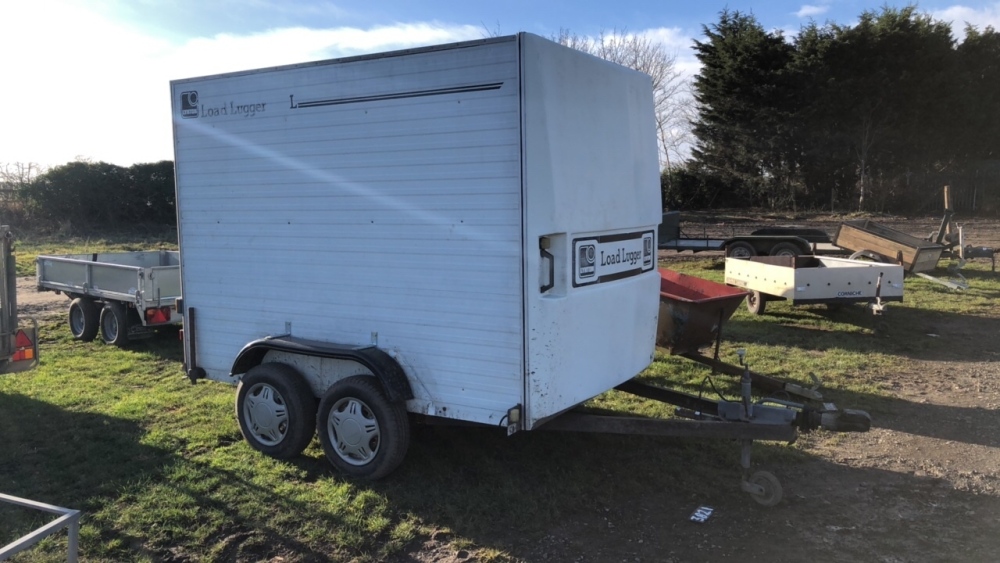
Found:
17,277 -> 66,321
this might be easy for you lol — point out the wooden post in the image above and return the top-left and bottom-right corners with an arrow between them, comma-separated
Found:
944,185 -> 953,237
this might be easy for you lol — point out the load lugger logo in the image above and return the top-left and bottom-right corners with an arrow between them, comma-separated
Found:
573,230 -> 655,287
180,90 -> 267,119
180,91 -> 200,118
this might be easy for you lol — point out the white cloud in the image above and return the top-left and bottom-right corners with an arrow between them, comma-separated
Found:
795,4 -> 830,19
931,3 -> 1000,39
0,1 -> 480,168
639,27 -> 700,78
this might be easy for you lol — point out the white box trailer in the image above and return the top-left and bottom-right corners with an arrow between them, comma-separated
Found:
171,33 -> 661,478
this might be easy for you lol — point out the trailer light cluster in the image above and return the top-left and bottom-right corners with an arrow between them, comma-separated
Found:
12,330 -> 35,362
145,306 -> 172,325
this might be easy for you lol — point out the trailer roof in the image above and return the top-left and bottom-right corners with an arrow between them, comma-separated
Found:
170,34 -> 518,85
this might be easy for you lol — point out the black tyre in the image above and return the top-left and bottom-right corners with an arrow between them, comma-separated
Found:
746,290 -> 767,315
726,241 -> 757,259
769,242 -> 801,258
99,301 -> 130,347
317,375 -> 410,480
849,249 -> 884,263
236,363 -> 317,459
68,298 -> 99,341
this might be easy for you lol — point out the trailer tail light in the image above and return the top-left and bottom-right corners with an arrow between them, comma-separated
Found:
145,306 -> 172,325
12,329 -> 35,362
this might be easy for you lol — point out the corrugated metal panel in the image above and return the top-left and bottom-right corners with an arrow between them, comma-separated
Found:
173,39 -> 523,424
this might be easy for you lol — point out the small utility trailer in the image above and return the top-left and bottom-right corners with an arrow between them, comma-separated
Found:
568,269 -> 870,505
724,255 -> 904,321
834,219 -> 944,274
658,211 -> 847,258
36,251 -> 181,346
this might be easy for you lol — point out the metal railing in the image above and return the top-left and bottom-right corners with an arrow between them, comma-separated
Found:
0,493 -> 80,562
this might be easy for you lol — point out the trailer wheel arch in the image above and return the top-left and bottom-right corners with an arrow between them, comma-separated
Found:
231,337 -> 414,404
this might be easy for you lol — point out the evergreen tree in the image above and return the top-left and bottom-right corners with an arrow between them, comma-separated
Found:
691,10 -> 797,208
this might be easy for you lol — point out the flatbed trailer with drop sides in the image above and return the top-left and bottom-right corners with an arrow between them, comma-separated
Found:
658,211 -> 847,258
36,251 -> 182,347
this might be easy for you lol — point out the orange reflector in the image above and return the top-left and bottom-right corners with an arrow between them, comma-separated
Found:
13,348 -> 34,361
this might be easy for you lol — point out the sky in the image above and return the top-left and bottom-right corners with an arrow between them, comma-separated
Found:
2,0 -> 999,169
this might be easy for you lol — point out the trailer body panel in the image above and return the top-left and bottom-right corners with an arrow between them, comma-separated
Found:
171,34 -> 661,429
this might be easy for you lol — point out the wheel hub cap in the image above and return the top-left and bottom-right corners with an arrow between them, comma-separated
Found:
329,398 -> 380,465
243,384 -> 287,446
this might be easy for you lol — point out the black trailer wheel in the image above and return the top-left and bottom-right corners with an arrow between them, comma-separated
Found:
769,242 -> 801,258
317,375 -> 410,480
849,249 -> 884,262
236,363 -> 317,459
748,470 -> 783,507
68,298 -> 99,341
726,241 -> 757,259
99,301 -> 130,347
745,290 -> 767,315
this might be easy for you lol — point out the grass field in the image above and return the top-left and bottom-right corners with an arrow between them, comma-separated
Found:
2,238 -> 999,561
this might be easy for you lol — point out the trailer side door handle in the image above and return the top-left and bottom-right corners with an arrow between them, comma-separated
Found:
540,237 -> 555,293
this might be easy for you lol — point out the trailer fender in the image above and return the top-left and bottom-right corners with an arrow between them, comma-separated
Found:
230,336 -> 414,403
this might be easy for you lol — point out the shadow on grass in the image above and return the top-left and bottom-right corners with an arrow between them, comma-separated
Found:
129,324 -> 185,361
725,305 -> 1000,363
373,418 -> 1000,563
4,390 -> 998,562
0,393 -> 166,552
0,393 -> 354,561
648,345 -> 1000,450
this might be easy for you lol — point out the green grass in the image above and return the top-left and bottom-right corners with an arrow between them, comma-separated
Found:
2,246 -> 999,561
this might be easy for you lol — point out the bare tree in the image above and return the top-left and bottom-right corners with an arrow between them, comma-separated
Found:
554,28 -> 693,170
0,162 -> 43,202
